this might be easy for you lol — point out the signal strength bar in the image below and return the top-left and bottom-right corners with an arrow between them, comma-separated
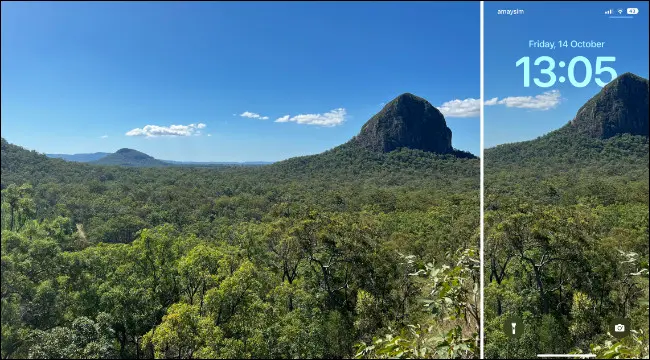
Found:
604,9 -> 613,14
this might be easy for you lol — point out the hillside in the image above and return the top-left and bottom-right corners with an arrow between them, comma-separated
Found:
486,127 -> 648,176
264,92 -> 477,181
485,73 -> 649,201
268,142 -> 478,190
91,148 -> 169,167
484,74 -> 649,169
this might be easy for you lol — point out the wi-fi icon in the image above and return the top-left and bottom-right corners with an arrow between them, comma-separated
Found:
617,9 -> 623,14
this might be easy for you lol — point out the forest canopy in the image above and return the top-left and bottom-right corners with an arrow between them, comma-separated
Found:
1,138 -> 480,359
484,130 -> 649,359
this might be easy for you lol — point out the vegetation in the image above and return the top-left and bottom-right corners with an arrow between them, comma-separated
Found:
1,137 -> 479,359
484,127 -> 649,359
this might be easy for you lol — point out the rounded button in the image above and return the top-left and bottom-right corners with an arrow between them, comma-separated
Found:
609,317 -> 631,339
504,316 -> 524,339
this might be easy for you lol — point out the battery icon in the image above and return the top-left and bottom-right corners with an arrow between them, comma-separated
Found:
627,8 -> 639,15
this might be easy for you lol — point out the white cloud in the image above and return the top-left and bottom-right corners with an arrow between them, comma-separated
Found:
207,134 -> 212,137
438,98 -> 481,118
437,90 -> 562,118
495,90 -> 562,110
240,111 -> 269,120
125,123 -> 207,137
100,135 -> 109,139
484,97 -> 499,106
274,108 -> 346,127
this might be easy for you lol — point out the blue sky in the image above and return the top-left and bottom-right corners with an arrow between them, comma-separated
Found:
1,1 -> 479,162
485,1 -> 649,148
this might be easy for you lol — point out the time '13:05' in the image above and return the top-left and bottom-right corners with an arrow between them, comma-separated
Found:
516,56 -> 617,88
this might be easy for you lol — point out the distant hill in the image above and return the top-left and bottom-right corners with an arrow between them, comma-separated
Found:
91,148 -> 169,167
47,152 -> 111,162
45,152 -> 273,166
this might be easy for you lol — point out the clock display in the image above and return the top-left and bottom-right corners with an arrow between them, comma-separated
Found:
515,56 -> 617,88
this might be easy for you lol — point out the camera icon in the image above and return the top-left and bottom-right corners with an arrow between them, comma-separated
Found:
610,318 -> 630,339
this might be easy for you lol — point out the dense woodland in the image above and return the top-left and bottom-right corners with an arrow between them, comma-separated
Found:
1,138 -> 480,359
484,127 -> 650,359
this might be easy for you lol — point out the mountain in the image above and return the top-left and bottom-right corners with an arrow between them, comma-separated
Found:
268,93 -> 478,181
485,73 -> 649,191
47,152 -> 111,162
91,148 -> 169,167
569,72 -> 649,139
350,93 -> 456,154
